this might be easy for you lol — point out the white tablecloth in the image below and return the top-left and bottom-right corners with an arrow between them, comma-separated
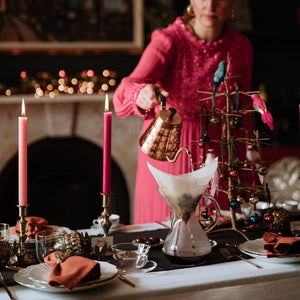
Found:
1,222 -> 300,300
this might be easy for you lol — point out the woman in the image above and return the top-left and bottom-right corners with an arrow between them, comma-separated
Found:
113,0 -> 253,224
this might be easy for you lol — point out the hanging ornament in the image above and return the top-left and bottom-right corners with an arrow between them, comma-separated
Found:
209,115 -> 221,127
250,215 -> 260,224
230,115 -> 243,129
230,84 -> 243,128
249,194 -> 259,205
230,200 -> 241,210
258,165 -> 268,175
220,170 -> 228,181
263,214 -> 274,224
236,194 -> 245,204
243,160 -> 250,168
229,169 -> 238,178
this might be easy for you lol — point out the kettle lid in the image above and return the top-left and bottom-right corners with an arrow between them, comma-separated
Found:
159,107 -> 181,125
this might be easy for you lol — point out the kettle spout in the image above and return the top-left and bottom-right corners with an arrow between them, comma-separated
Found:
166,147 -> 192,163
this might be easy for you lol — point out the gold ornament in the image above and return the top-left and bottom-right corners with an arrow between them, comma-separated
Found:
266,207 -> 291,235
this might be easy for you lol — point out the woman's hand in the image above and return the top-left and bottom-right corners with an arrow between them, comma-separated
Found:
136,84 -> 169,111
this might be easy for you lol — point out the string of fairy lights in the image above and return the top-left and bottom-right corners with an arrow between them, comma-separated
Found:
1,69 -> 118,98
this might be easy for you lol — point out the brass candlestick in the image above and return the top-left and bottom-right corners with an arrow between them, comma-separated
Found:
95,193 -> 113,257
100,193 -> 112,236
14,205 -> 35,266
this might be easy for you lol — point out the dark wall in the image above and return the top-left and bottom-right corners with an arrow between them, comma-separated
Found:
1,0 -> 299,146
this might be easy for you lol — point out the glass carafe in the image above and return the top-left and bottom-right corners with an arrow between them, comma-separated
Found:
148,158 -> 219,260
158,188 -> 219,259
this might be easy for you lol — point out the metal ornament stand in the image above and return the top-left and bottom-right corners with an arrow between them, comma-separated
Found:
198,58 -> 266,241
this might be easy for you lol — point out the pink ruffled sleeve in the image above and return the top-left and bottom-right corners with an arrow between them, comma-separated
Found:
113,30 -> 175,120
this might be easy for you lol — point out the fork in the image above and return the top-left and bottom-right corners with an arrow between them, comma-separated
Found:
219,247 -> 263,269
0,271 -> 15,300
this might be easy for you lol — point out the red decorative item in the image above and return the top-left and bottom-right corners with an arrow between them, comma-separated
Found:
220,170 -> 228,181
229,170 -> 238,178
263,214 -> 274,224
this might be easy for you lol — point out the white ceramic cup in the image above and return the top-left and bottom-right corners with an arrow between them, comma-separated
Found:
93,214 -> 120,229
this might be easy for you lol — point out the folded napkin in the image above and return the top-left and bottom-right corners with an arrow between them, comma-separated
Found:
263,232 -> 300,257
12,216 -> 51,239
44,252 -> 101,291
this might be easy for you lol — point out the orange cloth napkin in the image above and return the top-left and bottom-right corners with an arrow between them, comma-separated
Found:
263,232 -> 300,257
12,216 -> 51,239
44,252 -> 101,291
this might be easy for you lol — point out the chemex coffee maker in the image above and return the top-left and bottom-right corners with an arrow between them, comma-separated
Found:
139,94 -> 190,162
139,94 -> 220,260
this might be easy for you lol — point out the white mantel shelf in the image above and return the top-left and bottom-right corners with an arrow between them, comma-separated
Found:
0,93 -> 113,104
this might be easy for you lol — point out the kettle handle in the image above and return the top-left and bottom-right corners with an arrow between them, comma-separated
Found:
158,94 -> 166,110
200,193 -> 221,233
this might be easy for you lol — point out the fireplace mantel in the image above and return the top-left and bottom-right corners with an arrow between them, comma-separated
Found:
0,94 -> 142,223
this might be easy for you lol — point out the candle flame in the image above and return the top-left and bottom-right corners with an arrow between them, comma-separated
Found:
21,98 -> 26,116
105,93 -> 110,112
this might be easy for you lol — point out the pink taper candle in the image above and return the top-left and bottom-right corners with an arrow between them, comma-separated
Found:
18,99 -> 27,206
102,93 -> 112,194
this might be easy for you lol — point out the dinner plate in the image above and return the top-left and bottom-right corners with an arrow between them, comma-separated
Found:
9,225 -> 71,244
239,238 -> 300,264
14,261 -> 118,293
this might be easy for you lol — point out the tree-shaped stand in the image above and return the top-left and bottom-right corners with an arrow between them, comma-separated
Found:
196,57 -> 271,241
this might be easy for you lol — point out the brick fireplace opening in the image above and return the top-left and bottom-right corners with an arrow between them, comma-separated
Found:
0,137 -> 129,229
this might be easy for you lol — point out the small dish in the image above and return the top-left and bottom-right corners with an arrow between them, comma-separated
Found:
132,237 -> 164,248
135,260 -> 157,273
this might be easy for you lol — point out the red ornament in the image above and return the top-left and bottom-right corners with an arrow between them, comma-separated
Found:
220,170 -> 228,181
229,170 -> 238,178
243,161 -> 250,168
263,214 -> 274,224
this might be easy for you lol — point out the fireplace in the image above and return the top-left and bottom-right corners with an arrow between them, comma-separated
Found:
0,94 -> 143,227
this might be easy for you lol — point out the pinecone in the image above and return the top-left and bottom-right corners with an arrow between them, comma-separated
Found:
0,239 -> 12,267
63,232 -> 91,257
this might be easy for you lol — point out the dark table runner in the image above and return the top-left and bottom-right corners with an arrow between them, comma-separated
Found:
112,225 -> 267,272
0,224 -> 267,286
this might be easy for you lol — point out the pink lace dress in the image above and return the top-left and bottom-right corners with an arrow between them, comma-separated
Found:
113,17 -> 253,224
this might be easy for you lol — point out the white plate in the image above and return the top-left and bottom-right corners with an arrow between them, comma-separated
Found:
239,238 -> 300,264
9,225 -> 71,243
14,261 -> 118,293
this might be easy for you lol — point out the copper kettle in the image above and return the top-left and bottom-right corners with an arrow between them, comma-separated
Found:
139,95 -> 190,162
